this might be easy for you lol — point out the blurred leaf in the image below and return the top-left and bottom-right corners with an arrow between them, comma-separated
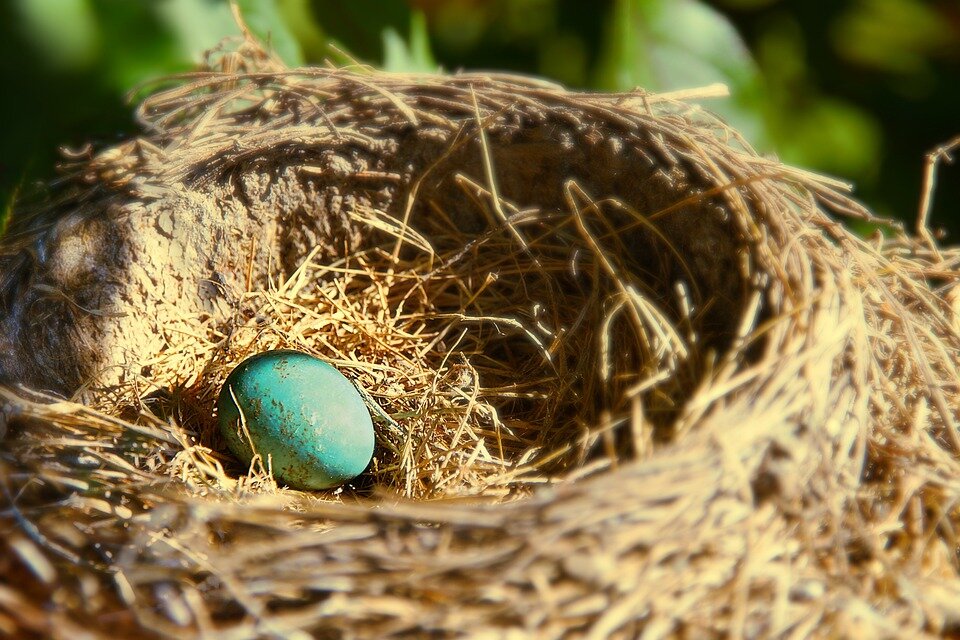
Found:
0,0 -> 301,226
308,0 -> 411,62
153,0 -> 303,68
773,98 -> 881,180
13,0 -> 100,70
429,1 -> 489,53
383,12 -> 438,73
0,180 -> 20,238
754,15 -> 882,182
276,0 -> 330,62
91,0 -> 301,92
752,14 -> 806,89
539,32 -> 589,87
154,0 -> 238,62
831,0 -> 952,75
85,2 -> 182,93
234,0 -> 304,66
712,0 -> 782,8
501,0 -> 556,41
594,0 -> 769,146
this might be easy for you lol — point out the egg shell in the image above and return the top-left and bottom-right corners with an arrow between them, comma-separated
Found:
216,350 -> 375,490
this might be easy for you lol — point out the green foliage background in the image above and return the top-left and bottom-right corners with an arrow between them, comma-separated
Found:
1,0 -> 958,235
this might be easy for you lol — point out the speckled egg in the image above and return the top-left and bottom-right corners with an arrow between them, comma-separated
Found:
216,350 -> 375,490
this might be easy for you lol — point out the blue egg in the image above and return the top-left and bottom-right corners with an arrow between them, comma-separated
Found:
216,350 -> 375,490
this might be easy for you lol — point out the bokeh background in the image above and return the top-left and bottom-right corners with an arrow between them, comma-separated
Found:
2,0 -> 958,235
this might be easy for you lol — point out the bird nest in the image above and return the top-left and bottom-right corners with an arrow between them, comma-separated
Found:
1,38 -> 960,639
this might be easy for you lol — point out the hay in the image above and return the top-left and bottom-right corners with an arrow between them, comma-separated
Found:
1,36 -> 960,639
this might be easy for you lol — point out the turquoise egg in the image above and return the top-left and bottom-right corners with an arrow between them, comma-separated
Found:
216,350 -> 375,490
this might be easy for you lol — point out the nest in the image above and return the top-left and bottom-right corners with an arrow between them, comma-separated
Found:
2,37 -> 960,639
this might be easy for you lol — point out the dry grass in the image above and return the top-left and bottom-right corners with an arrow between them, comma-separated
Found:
1,34 -> 960,640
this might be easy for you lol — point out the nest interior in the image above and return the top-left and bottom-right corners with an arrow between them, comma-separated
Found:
1,40 -> 959,640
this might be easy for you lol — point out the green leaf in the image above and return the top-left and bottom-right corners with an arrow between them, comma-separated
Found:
0,0 -> 303,224
594,0 -> 768,146
754,15 -> 882,182
13,0 -> 101,70
235,0 -> 304,66
382,12 -> 438,73
154,0 -> 303,67
89,0 -> 302,92
276,0 -> 330,63
772,98 -> 881,179
831,0 -> 952,75
0,179 -> 20,239
307,0 -> 411,63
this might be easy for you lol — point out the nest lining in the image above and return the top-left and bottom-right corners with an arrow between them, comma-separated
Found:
0,38 -> 959,640
56,107 -> 749,501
